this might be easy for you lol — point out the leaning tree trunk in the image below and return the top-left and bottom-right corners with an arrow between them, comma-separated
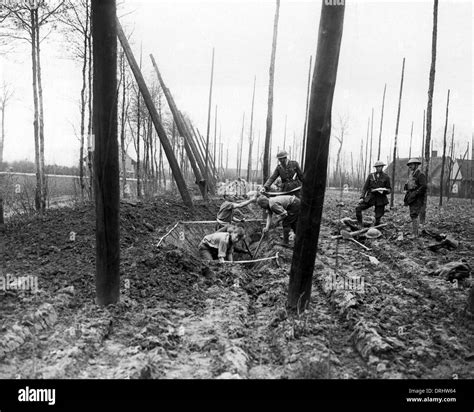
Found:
263,0 -> 280,184
420,0 -> 438,224
92,0 -> 120,306
121,55 -> 129,198
288,1 -> 345,313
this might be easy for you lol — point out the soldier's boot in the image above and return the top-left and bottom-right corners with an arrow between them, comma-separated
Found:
411,218 -> 419,238
356,210 -> 364,229
282,227 -> 291,246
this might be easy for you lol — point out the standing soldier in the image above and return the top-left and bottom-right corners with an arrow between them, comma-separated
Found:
256,194 -> 301,246
355,160 -> 391,228
262,150 -> 303,196
403,158 -> 427,238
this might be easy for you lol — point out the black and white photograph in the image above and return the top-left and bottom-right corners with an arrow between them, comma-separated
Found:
0,0 -> 472,408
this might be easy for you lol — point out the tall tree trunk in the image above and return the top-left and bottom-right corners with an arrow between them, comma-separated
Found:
87,1 -> 93,200
420,0 -> 438,224
93,0 -> 120,306
421,110 -> 425,169
263,0 -> 280,183
136,44 -> 142,198
377,83 -> 386,160
30,8 -> 42,213
204,47 -> 215,199
288,1 -> 344,313
364,117 -> 369,177
238,112 -> 245,176
35,9 -> 46,212
213,105 -> 217,180
79,7 -> 89,199
247,76 -> 256,182
439,89 -> 449,206
368,108 -> 374,171
390,57 -> 405,208
301,55 -> 312,169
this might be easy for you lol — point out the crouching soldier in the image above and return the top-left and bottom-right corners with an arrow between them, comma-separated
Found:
256,194 -> 300,246
355,160 -> 391,228
198,227 -> 245,263
216,191 -> 257,232
404,158 -> 427,238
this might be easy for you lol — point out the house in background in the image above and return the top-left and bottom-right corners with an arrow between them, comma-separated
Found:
449,158 -> 474,198
386,151 -> 455,196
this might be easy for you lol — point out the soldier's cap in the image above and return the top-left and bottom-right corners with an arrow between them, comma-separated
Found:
373,161 -> 385,167
365,228 -> 382,239
407,158 -> 421,165
276,150 -> 288,159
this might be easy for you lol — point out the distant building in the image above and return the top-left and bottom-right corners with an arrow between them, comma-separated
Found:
386,151 -> 473,198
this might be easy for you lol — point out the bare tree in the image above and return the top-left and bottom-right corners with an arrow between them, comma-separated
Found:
333,114 -> 348,184
1,0 -> 66,212
57,0 -> 92,199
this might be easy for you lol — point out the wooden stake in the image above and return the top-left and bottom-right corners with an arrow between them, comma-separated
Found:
263,0 -> 280,183
420,0 -> 438,224
204,47 -> 215,200
439,89 -> 450,206
390,57 -> 405,208
247,76 -> 256,182
377,83 -> 386,160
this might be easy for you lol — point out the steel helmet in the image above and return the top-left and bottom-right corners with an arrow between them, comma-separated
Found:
365,228 -> 382,239
373,161 -> 386,167
407,158 -> 421,165
276,150 -> 288,159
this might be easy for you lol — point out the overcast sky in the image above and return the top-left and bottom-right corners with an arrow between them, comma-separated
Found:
0,0 -> 472,172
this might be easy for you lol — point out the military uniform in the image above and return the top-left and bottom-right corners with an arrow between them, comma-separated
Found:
264,160 -> 303,194
356,171 -> 392,226
404,169 -> 427,219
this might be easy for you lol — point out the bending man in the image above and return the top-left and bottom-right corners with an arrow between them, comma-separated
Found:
256,194 -> 300,246
198,227 -> 245,263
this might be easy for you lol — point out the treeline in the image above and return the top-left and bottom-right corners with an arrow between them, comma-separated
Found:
1,160 -> 80,176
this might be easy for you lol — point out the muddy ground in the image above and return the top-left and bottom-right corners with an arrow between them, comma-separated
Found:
0,190 -> 473,381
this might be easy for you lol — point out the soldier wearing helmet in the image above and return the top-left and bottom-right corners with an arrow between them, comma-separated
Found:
404,158 -> 426,238
355,160 -> 392,228
262,150 -> 303,197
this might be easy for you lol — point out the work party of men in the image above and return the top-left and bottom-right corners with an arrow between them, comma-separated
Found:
197,149 -> 432,265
